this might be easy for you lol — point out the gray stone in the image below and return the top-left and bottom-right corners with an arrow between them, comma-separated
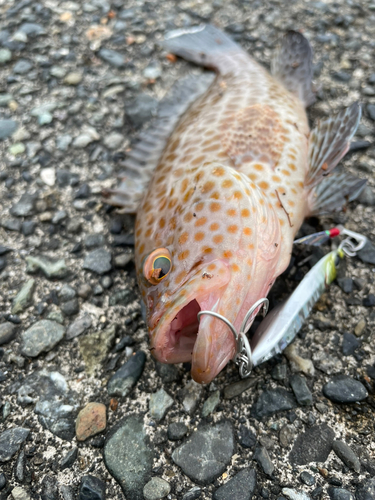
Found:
342,332 -> 360,356
66,315 -> 92,340
103,132 -> 124,150
0,428 -> 30,462
79,325 -> 116,376
182,487 -> 202,500
327,487 -> 354,500
332,440 -> 360,472
21,320 -> 65,357
143,62 -> 162,80
58,285 -> 76,303
289,424 -> 335,465
213,468 -> 256,500
223,377 -> 257,399
271,363 -> 287,380
167,422 -> 188,441
13,59 -> 33,74
107,351 -> 146,397
172,421 -> 234,484
279,424 -> 296,448
202,390 -> 220,417
357,240 -> 375,265
0,93 -> 12,106
11,486 -> 30,500
290,375 -> 313,406
282,488 -> 311,500
60,447 -> 78,470
19,23 -> 46,36
0,322 -> 17,345
108,289 -> 133,306
26,255 -> 68,279
104,416 -> 154,500
0,48 -> 12,65
143,477 -> 170,500
84,234 -> 105,249
149,388 -> 174,422
1,218 -> 21,231
300,471 -> 315,486
12,279 -> 35,314
323,375 -> 368,403
238,425 -> 256,448
0,119 -> 18,140
367,104 -> 375,121
79,475 -> 105,500
11,193 -> 36,217
251,388 -> 297,419
98,48 -> 126,68
182,379 -> 203,414
253,446 -> 274,476
60,299 -> 79,317
56,135 -> 72,151
356,478 -> 375,500
114,253 -> 133,268
83,249 -> 112,275
155,361 -> 180,383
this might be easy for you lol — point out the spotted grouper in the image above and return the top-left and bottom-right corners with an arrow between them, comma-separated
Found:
104,25 -> 365,383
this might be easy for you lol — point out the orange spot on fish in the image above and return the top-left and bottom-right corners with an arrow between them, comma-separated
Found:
184,213 -> 193,223
272,175 -> 281,182
203,246 -> 213,254
139,243 -> 145,254
258,181 -> 269,190
281,169 -> 291,176
222,179 -> 233,189
195,217 -> 207,227
178,250 -> 190,261
233,191 -> 242,200
210,202 -> 220,212
249,173 -> 258,181
202,181 -> 215,193
254,164 -> 264,171
207,263 -> 216,271
180,178 -> 189,193
174,271 -> 186,285
210,191 -> 220,199
223,250 -> 232,258
212,167 -> 225,176
213,234 -> 223,244
195,232 -> 204,242
159,218 -> 165,229
228,225 -> 238,234
227,209 -> 236,217
195,202 -> 204,211
210,222 -> 219,231
243,227 -> 252,236
231,263 -> 240,272
289,163 -> 296,171
179,232 -> 189,245
241,208 -> 250,217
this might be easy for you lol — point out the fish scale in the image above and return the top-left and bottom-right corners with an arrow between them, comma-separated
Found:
105,25 -> 365,383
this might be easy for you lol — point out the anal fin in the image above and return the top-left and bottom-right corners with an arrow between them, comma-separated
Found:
307,169 -> 366,216
305,103 -> 361,189
271,30 -> 315,107
103,73 -> 215,212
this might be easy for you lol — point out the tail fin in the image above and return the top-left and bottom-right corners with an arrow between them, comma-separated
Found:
162,25 -> 246,74
271,30 -> 315,107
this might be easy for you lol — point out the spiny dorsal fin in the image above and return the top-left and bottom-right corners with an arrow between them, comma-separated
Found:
305,102 -> 361,189
307,169 -> 366,216
103,72 -> 215,212
271,30 -> 315,107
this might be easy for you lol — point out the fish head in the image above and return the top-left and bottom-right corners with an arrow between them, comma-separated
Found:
139,163 -> 281,383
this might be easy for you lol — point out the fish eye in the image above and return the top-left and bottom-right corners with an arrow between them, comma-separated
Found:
143,248 -> 172,285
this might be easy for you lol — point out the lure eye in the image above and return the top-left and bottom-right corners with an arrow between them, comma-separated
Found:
143,248 -> 172,285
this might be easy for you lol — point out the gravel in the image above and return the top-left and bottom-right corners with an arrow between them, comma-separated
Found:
1,0 -> 375,498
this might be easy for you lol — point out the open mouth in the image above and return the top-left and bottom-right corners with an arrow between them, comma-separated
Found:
165,299 -> 201,363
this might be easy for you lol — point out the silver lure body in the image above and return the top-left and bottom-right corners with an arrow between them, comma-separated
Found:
250,249 -> 341,366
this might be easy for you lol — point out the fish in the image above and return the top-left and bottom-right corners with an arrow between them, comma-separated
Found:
103,25 -> 366,384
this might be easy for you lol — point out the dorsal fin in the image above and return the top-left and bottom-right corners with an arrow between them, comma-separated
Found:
103,72 -> 215,212
305,103 -> 361,189
271,30 -> 315,107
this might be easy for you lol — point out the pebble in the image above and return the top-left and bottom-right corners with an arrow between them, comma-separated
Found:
13,59 -> 33,74
284,345 -> 315,377
98,48 -> 126,68
143,477 -> 171,500
56,135 -> 72,151
290,375 -> 313,406
172,421 -> 234,484
223,377 -> 257,399
337,277 -> 353,294
253,446 -> 274,476
0,473 -> 6,489
0,427 -> 30,462
327,487 -> 354,500
76,402 -> 106,441
363,294 -> 375,307
323,375 -> 368,403
114,252 -> 133,268
60,298 -> 79,317
104,415 -> 154,498
1,218 -> 21,232
64,72 -> 83,85
0,48 -> 12,65
279,424 -> 296,448
73,126 -> 100,148
21,320 -> 65,357
83,248 -> 112,275
272,363 -> 287,380
149,388 -> 174,422
300,471 -> 315,486
79,325 -> 116,376
357,240 -> 375,265
282,488 -> 311,500
332,440 -> 360,472
167,422 -> 188,441
182,379 -> 204,414
11,193 -> 36,217
107,350 -> 146,397
12,279 -> 36,314
342,332 -> 360,356
213,468 -> 257,500
103,132 -> 124,150
0,322 -> 17,345
108,289 -> 133,306
251,388 -> 297,419
40,167 -> 56,186
354,319 -> 366,337
9,143 -> 25,156
79,475 -> 105,500
356,478 -> 375,500
11,487 -> 30,500
238,425 -> 256,448
182,487 -> 202,500
26,255 -> 68,279
202,389 -> 220,417
66,314 -> 92,340
289,424 -> 335,465
60,447 -> 78,470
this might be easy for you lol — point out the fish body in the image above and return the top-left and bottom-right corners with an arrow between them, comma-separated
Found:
106,26 -> 365,383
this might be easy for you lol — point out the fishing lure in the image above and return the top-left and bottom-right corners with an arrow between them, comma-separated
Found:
200,228 -> 367,378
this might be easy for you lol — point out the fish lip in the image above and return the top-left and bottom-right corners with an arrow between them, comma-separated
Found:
150,281 -> 225,365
